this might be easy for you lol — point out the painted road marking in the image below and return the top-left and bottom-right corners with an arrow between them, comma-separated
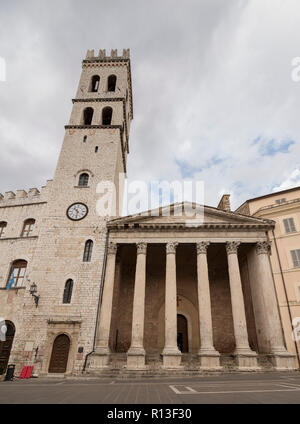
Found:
169,383 -> 300,395
170,385 -> 198,394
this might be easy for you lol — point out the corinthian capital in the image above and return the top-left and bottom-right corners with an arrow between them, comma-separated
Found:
256,241 -> 271,255
226,241 -> 241,255
196,242 -> 210,255
166,242 -> 178,254
107,242 -> 118,255
136,242 -> 147,255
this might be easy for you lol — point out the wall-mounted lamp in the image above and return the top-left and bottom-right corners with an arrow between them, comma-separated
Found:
29,282 -> 40,307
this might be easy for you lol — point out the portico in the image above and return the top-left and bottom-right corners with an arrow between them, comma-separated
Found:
88,203 -> 295,372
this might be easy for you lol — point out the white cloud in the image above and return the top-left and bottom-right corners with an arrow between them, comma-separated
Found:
0,0 -> 300,211
273,168 -> 300,192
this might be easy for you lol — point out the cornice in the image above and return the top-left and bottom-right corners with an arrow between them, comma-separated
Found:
72,97 -> 125,103
0,236 -> 38,241
107,222 -> 272,232
0,201 -> 47,209
255,197 -> 300,217
65,124 -> 121,130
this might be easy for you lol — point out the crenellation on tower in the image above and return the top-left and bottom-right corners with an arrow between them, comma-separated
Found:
16,189 -> 27,199
85,48 -> 130,61
4,191 -> 15,200
28,188 -> 40,197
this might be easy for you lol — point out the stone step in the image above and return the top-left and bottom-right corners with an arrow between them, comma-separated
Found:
86,353 -> 276,376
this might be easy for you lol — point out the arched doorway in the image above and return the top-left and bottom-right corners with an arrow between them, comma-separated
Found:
177,314 -> 188,353
0,321 -> 15,375
48,334 -> 70,374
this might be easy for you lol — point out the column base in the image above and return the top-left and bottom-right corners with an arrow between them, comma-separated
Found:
234,349 -> 259,369
88,349 -> 111,369
198,348 -> 222,369
162,348 -> 182,368
268,352 -> 296,370
127,347 -> 146,369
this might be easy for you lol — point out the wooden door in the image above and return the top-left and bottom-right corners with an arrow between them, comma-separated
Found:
0,322 -> 15,375
48,334 -> 70,373
177,314 -> 188,353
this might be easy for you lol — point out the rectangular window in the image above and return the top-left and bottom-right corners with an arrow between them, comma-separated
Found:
7,261 -> 27,288
22,220 -> 35,237
283,218 -> 296,234
291,250 -> 300,268
275,198 -> 286,204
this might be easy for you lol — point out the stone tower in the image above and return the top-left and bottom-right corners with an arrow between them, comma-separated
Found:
17,49 -> 133,375
52,48 -> 133,220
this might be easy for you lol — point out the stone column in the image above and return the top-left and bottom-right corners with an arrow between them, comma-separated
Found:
93,242 -> 117,368
127,242 -> 147,369
163,242 -> 182,368
226,241 -> 258,369
254,241 -> 295,369
196,242 -> 221,369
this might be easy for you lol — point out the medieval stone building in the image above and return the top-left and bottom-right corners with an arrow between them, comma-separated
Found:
0,50 -> 296,376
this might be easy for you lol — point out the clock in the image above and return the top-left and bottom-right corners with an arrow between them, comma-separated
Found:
67,203 -> 88,221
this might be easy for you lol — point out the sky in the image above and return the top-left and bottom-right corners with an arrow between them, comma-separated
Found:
1,0 -> 300,211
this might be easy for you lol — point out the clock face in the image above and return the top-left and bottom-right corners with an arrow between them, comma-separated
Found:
67,203 -> 88,221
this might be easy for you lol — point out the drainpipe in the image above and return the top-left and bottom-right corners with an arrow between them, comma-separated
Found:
82,226 -> 110,372
272,229 -> 300,368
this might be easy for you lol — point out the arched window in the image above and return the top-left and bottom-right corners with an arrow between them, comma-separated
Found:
83,135 -> 87,143
63,279 -> 73,304
21,219 -> 35,237
83,240 -> 93,262
102,107 -> 113,125
78,173 -> 89,187
90,75 -> 100,92
0,222 -> 7,238
83,107 -> 94,125
107,75 -> 117,92
7,260 -> 27,289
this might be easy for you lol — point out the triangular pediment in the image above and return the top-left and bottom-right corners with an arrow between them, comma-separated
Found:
108,202 -> 274,228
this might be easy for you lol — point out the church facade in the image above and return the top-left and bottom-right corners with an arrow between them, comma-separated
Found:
0,50 -> 296,377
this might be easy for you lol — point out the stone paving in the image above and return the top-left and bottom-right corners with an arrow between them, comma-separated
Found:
0,372 -> 300,404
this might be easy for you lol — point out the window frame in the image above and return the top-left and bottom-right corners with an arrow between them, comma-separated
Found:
83,240 -> 94,262
63,279 -> 74,304
283,217 -> 296,234
275,198 -> 286,204
78,173 -> 89,187
0,222 -> 7,238
21,219 -> 35,237
7,260 -> 27,289
291,249 -> 300,268
90,75 -> 100,93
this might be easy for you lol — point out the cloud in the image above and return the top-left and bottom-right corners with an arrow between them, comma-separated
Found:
273,168 -> 300,192
0,0 -> 300,211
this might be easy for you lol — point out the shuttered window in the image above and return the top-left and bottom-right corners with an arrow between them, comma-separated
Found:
275,198 -> 286,204
283,218 -> 296,234
291,250 -> 300,268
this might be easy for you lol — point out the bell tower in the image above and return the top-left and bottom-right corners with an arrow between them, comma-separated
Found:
23,50 -> 134,375
50,48 -> 133,221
